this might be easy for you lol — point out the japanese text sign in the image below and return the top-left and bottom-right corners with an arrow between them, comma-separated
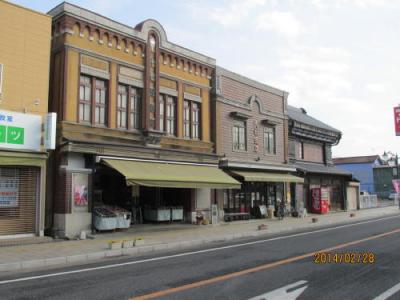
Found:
0,110 -> 41,151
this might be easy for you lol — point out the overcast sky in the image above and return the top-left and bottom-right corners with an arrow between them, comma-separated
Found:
11,0 -> 400,158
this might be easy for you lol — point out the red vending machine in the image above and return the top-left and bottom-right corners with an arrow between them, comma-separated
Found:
311,188 -> 321,213
311,188 -> 329,214
320,188 -> 329,214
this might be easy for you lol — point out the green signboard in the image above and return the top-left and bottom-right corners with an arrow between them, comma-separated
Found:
6,126 -> 24,145
0,125 -> 5,143
0,110 -> 41,151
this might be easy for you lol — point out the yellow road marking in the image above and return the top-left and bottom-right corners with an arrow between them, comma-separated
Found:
131,227 -> 400,300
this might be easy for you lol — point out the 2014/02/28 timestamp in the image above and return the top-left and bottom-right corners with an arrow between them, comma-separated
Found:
314,252 -> 375,264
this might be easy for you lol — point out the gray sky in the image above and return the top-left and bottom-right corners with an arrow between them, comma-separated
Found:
11,0 -> 400,157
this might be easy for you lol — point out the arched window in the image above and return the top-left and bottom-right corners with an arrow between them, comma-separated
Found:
149,35 -> 156,53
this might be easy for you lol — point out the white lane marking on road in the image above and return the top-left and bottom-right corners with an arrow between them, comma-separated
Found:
248,280 -> 308,300
373,282 -> 400,300
0,214 -> 399,286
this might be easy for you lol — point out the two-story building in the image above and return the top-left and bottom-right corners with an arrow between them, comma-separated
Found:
212,67 -> 303,220
333,155 -> 382,194
0,0 -> 51,238
47,3 -> 239,238
287,106 -> 355,212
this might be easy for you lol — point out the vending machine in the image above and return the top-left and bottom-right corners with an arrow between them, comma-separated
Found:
320,188 -> 329,214
311,188 -> 329,214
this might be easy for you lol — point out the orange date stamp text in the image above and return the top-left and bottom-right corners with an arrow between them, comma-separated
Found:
313,252 -> 376,264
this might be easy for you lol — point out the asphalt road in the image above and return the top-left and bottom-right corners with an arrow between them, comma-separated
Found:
1,214 -> 400,300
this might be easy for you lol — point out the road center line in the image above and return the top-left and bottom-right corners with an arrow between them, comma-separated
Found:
373,282 -> 400,300
131,227 -> 400,300
0,214 -> 398,286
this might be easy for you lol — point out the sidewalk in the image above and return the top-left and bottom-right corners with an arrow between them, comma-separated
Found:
0,206 -> 399,273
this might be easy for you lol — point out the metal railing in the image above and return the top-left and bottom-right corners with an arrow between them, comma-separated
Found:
359,195 -> 378,209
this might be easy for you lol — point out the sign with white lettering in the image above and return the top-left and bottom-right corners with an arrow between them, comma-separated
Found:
394,106 -> 400,136
0,110 -> 41,151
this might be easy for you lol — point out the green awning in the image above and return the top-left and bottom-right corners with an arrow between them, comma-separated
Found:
0,151 -> 47,167
102,159 -> 241,189
231,171 -> 304,183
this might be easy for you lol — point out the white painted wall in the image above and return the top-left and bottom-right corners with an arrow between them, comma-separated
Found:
196,188 -> 211,209
195,188 -> 211,221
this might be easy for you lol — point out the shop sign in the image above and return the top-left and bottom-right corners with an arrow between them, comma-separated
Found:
392,179 -> 400,193
72,173 -> 89,211
44,112 -> 57,150
0,177 -> 18,208
394,106 -> 400,136
0,110 -> 41,151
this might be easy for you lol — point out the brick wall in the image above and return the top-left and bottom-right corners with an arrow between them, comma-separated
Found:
54,170 -> 72,214
219,75 -> 284,114
215,72 -> 287,164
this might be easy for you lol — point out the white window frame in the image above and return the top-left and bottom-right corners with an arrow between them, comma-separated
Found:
232,121 -> 247,151
263,126 -> 276,155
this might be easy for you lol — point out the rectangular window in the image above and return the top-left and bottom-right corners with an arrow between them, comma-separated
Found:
192,102 -> 200,139
159,94 -> 176,136
94,79 -> 107,125
183,100 -> 190,138
117,85 -> 142,130
117,85 -> 128,129
233,122 -> 246,151
264,126 -> 276,154
166,96 -> 176,135
183,100 -> 201,139
299,142 -> 304,159
129,87 -> 141,129
79,75 -> 108,126
79,75 -> 92,123
159,95 -> 165,132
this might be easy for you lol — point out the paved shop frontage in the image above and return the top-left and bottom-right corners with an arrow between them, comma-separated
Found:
0,206 -> 398,273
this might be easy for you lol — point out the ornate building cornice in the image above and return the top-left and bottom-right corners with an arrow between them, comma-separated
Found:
48,2 -> 216,71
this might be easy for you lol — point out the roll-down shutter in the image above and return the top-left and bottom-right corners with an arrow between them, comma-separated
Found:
0,167 -> 39,236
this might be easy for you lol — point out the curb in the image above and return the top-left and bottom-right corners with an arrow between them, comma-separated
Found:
0,210 -> 399,273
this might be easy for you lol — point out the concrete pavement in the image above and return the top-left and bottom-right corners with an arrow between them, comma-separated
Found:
0,206 -> 398,273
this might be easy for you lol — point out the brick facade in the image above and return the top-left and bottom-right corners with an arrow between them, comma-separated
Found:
213,67 -> 288,165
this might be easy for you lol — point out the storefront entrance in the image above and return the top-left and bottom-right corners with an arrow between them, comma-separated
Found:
220,170 -> 303,221
94,164 -> 192,224
306,176 -> 346,212
223,182 -> 284,219
91,157 -> 241,231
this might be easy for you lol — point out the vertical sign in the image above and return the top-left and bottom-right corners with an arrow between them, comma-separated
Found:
44,112 -> 57,150
392,179 -> 400,193
394,106 -> 400,136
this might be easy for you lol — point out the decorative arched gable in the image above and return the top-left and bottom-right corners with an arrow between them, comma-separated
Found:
135,19 -> 168,47
248,95 -> 263,113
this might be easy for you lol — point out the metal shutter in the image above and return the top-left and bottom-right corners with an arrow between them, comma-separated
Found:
0,167 -> 39,236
